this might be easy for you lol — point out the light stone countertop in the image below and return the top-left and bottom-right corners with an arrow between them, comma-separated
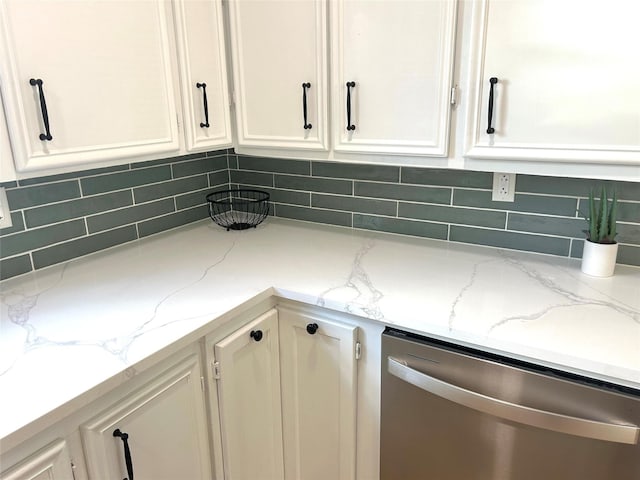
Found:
1,217 -> 639,448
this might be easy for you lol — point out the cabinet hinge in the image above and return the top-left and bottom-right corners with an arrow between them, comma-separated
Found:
450,85 -> 458,106
355,341 -> 362,360
200,376 -> 205,391
70,462 -> 77,480
212,361 -> 221,380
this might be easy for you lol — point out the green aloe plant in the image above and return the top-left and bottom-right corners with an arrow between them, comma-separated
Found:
584,187 -> 618,244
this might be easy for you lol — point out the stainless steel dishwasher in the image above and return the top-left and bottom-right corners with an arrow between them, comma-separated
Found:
380,327 -> 640,480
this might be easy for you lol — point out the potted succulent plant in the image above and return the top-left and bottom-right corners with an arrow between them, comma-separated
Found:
581,186 -> 618,277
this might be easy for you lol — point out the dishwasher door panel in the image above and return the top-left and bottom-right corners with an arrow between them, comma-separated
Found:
380,329 -> 640,480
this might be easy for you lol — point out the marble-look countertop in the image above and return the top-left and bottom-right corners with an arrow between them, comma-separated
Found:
1,218 -> 639,448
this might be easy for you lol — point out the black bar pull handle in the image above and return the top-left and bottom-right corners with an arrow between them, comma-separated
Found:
486,77 -> 498,134
29,78 -> 52,141
302,82 -> 312,130
346,81 -> 356,131
196,82 -> 210,128
113,429 -> 134,480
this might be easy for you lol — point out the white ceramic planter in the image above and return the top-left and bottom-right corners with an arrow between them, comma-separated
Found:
581,240 -> 618,277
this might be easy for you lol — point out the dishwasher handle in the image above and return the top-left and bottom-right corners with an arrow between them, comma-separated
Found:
387,356 -> 639,445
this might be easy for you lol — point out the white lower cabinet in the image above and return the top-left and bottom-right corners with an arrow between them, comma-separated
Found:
279,307 -> 358,480
211,306 -> 359,480
0,302 -> 379,480
0,439 -> 74,480
214,309 -> 285,480
80,353 -> 211,480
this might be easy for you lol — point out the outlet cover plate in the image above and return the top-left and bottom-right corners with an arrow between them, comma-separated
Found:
492,173 -> 516,202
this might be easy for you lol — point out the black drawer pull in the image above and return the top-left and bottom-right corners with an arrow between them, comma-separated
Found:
196,82 -> 210,128
29,78 -> 53,141
346,81 -> 356,131
302,82 -> 312,130
113,429 -> 134,480
486,77 -> 498,134
306,323 -> 319,335
250,329 -> 263,342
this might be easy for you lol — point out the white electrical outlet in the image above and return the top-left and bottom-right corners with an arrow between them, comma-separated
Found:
0,187 -> 13,228
492,173 -> 516,202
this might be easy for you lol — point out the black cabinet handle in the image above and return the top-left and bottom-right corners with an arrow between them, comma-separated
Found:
306,323 -> 319,335
250,329 -> 263,342
486,77 -> 498,134
113,429 -> 134,480
346,81 -> 356,131
29,78 -> 52,141
302,82 -> 312,130
196,82 -> 210,128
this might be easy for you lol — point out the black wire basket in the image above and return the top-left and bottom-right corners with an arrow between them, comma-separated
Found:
206,189 -> 270,231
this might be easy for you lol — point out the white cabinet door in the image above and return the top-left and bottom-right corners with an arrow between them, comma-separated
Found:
0,0 -> 180,172
331,0 -> 457,156
465,0 -> 640,164
0,440 -> 73,480
214,308 -> 285,480
173,0 -> 232,152
227,0 -> 328,151
80,354 -> 211,480
0,94 -> 16,183
278,307 -> 358,480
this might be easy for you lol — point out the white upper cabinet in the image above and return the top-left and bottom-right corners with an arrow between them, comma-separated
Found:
227,0 -> 329,151
172,0 -> 232,151
0,440 -> 74,480
465,0 -> 640,164
0,0 -> 180,173
0,95 -> 16,183
331,0 -> 458,156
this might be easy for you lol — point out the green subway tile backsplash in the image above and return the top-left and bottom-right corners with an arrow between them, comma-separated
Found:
312,193 -> 396,216
0,254 -> 32,281
24,190 -> 133,228
399,202 -> 506,229
0,219 -> 86,259
6,180 -> 81,209
313,161 -> 399,182
138,205 -> 208,238
618,245 -> 640,266
230,153 -> 638,268
453,190 -> 578,217
133,175 -> 209,204
238,185 -> 310,207
229,170 -> 274,187
86,198 -> 175,234
274,204 -> 352,227
175,189 -> 213,211
172,155 -> 227,178
1,149 -> 638,282
402,168 -> 492,189
32,225 -> 138,269
450,226 -> 571,257
275,174 -> 352,195
354,214 -> 448,240
506,213 -> 584,238
1,150 -> 229,281
238,155 -> 311,175
81,166 -> 172,195
355,181 -> 451,204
